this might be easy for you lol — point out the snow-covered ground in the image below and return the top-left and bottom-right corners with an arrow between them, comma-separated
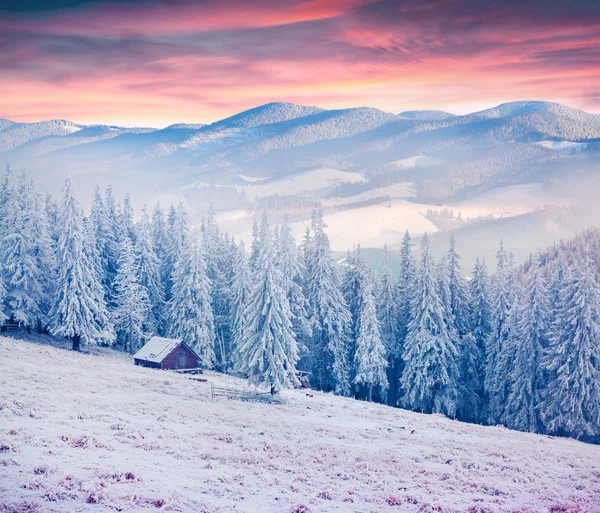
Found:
240,168 -> 367,199
291,200 -> 437,250
387,156 -> 445,169
534,141 -> 588,155
2,336 -> 599,513
322,182 -> 417,207
448,183 -> 567,220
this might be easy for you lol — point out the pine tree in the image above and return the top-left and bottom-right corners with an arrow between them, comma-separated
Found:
202,205 -> 232,371
396,230 -> 415,382
400,234 -> 460,417
467,256 -> 491,420
113,233 -> 150,354
541,251 -> 600,439
239,215 -> 299,394
446,233 -> 471,337
136,205 -> 165,335
21,176 -> 56,330
276,217 -> 312,356
342,245 -> 370,358
151,202 -> 168,293
121,193 -> 136,243
168,237 -> 216,368
378,246 -> 400,405
249,217 -> 260,271
354,277 -> 388,401
164,202 -> 188,302
305,211 -> 352,396
486,241 -> 516,423
230,241 -> 252,369
0,174 -> 49,331
503,255 -> 548,432
50,177 -> 115,350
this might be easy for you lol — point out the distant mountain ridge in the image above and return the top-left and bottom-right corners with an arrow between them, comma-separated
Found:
2,100 -> 600,211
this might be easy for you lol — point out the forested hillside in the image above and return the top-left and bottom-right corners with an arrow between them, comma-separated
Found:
1,166 -> 600,442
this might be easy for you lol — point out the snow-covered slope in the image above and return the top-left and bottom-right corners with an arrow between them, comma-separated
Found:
1,337 -> 599,513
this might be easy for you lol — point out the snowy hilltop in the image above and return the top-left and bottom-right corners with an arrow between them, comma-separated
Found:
1,336 -> 599,513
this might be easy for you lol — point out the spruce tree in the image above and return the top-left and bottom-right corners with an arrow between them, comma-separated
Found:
239,215 -> 299,394
113,233 -> 150,354
276,217 -> 312,355
168,237 -> 216,368
354,277 -> 388,401
164,202 -> 188,302
486,241 -> 516,423
0,174 -> 49,331
136,205 -> 165,335
305,210 -> 352,395
89,185 -> 119,302
50,177 -> 115,350
541,252 -> 600,439
396,230 -> 415,381
503,255 -> 548,432
467,256 -> 491,420
400,234 -> 460,417
446,233 -> 471,337
378,246 -> 400,405
230,241 -> 252,369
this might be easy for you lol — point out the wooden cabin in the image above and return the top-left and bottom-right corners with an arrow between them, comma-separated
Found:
133,337 -> 200,370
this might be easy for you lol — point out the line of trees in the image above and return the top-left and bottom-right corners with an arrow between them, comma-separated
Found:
1,167 -> 600,442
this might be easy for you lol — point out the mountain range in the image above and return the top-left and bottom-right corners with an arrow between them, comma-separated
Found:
2,100 -> 600,267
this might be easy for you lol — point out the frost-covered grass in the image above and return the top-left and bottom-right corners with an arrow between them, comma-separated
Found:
1,336 -> 599,513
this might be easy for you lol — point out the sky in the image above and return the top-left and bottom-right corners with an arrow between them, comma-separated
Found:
1,0 -> 600,127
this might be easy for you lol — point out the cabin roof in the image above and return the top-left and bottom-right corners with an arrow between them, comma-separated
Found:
133,336 -> 183,363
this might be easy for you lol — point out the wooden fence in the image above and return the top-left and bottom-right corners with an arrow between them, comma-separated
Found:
210,383 -> 283,404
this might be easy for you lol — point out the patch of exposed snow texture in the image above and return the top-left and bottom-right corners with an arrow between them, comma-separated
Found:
1,336 -> 599,513
241,168 -> 367,199
388,155 -> 446,169
535,140 -> 588,154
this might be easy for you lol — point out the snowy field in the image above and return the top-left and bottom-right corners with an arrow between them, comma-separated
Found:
2,336 -> 599,513
239,168 -> 367,199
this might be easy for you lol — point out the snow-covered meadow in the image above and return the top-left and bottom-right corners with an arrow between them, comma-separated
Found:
1,336 -> 599,513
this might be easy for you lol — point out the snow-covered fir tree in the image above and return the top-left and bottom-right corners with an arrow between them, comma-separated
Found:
354,277 -> 388,401
151,203 -> 169,293
446,233 -> 471,337
112,233 -> 150,354
121,193 -> 136,243
201,205 -> 232,371
230,240 -> 252,370
400,234 -> 460,417
168,236 -> 216,368
50,177 -> 115,350
305,210 -> 352,395
395,231 -> 415,380
378,245 -> 400,405
485,241 -> 516,423
468,256 -> 492,420
89,185 -> 119,303
135,205 -> 165,335
342,245 -> 370,360
503,254 -> 548,432
276,217 -> 312,356
0,174 -> 50,331
238,215 -> 299,394
541,251 -> 600,439
163,202 -> 188,302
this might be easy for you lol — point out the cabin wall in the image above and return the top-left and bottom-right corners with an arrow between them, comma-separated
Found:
134,359 -> 161,369
161,345 -> 198,370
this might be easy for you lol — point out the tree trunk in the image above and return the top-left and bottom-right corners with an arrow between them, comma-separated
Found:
367,385 -> 373,402
72,334 -> 81,351
270,385 -> 277,396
